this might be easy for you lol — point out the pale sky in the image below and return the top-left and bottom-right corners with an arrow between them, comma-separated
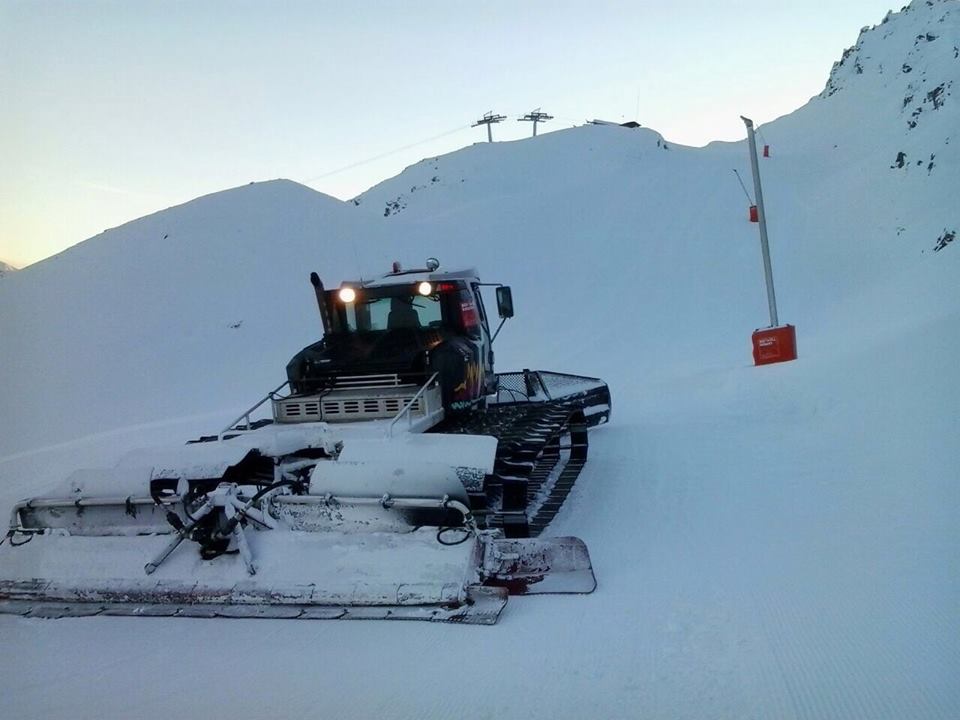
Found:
1,0 -> 896,268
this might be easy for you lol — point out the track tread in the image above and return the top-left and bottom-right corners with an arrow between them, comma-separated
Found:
432,400 -> 589,537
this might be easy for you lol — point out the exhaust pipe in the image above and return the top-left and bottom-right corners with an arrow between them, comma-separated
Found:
310,272 -> 332,335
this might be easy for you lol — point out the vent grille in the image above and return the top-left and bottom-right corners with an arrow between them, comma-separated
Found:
276,395 -> 424,423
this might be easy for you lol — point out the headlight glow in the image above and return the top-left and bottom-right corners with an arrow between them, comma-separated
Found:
417,281 -> 433,296
339,287 -> 356,303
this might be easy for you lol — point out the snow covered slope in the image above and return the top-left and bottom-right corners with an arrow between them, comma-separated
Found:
0,260 -> 17,277
0,180 -> 365,456
1,1 -> 956,458
1,2 -> 958,718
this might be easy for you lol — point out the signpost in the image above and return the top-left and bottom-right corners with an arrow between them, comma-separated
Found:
741,116 -> 797,365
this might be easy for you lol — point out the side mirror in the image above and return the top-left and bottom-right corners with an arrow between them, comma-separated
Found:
496,286 -> 514,319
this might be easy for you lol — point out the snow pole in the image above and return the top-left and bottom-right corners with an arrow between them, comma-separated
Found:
742,116 -> 797,365
741,116 -> 779,328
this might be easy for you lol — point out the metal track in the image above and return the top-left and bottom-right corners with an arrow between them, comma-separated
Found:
432,400 -> 589,538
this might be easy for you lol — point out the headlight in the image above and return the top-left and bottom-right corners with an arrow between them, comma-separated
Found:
417,281 -> 432,296
339,287 -> 356,303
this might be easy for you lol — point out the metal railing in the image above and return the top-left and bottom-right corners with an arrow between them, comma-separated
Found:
218,381 -> 290,441
331,374 -> 409,389
386,372 -> 439,438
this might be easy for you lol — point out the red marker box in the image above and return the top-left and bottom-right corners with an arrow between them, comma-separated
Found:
752,324 -> 797,365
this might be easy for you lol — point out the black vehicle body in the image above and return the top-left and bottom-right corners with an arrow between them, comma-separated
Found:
286,267 -> 508,412
279,260 -> 610,537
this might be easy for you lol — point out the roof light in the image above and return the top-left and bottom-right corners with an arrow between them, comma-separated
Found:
417,281 -> 433,296
339,287 -> 356,303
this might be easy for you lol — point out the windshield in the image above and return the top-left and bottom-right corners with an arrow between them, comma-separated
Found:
338,293 -> 442,332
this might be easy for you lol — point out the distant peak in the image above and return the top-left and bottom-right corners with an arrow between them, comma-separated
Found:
820,0 -> 958,99
203,178 -> 341,201
150,179 -> 347,218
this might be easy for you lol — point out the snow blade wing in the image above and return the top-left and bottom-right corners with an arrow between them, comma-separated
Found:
483,536 -> 597,595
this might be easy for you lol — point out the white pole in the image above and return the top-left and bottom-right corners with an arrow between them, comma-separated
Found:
741,115 -> 779,328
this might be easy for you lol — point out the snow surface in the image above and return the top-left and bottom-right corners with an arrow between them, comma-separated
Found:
1,1 -> 959,718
